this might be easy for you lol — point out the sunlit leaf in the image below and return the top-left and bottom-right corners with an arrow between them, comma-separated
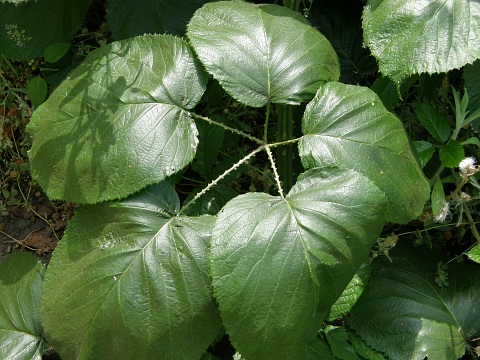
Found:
299,82 -> 429,224
363,0 -> 480,82
41,183 -> 222,359
187,1 -> 339,107
211,168 -> 386,360
28,35 -> 207,204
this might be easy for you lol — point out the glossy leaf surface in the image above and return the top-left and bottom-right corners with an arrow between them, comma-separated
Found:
108,0 -> 212,39
28,35 -> 207,203
187,1 -> 340,107
349,242 -> 480,360
0,252 -> 47,359
0,0 -> 91,59
363,0 -> 480,82
299,82 -> 429,224
41,183 -> 222,359
211,168 -> 386,360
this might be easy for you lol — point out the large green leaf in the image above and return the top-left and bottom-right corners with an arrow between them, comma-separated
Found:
28,35 -> 207,204
108,0 -> 213,39
0,0 -> 92,60
187,1 -> 340,107
349,242 -> 480,360
211,167 -> 387,360
363,0 -> 480,82
41,183 -> 222,359
299,82 -> 429,224
0,252 -> 47,359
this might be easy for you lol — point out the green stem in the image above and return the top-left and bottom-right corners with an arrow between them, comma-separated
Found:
263,101 -> 271,143
275,104 -> 294,193
192,113 -> 263,145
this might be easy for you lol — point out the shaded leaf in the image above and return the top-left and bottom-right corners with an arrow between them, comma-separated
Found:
27,76 -> 47,108
0,0 -> 92,60
431,177 -> 446,217
463,60 -> 480,132
183,184 -> 238,216
307,335 -> 337,360
211,167 -> 386,360
28,35 -> 207,204
363,0 -> 480,82
191,118 -> 225,178
0,252 -> 47,359
43,42 -> 71,63
187,1 -> 339,107
348,331 -> 386,360
413,140 -> 435,168
108,0 -> 213,39
349,242 -> 480,360
415,102 -> 451,143
325,262 -> 371,321
299,82 -> 429,224
439,140 -> 465,168
41,183 -> 222,359
324,327 -> 362,360
309,0 -> 377,85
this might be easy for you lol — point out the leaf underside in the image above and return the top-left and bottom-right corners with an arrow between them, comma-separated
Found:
299,82 -> 430,224
28,34 -> 207,204
363,0 -> 480,82
349,242 -> 480,360
211,167 -> 387,360
187,1 -> 340,107
41,183 -> 222,360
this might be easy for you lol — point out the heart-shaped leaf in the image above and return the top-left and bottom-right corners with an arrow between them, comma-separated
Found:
349,242 -> 480,360
211,167 -> 386,360
41,183 -> 222,359
187,1 -> 340,107
363,0 -> 480,82
299,82 -> 429,224
28,34 -> 207,204
0,252 -> 47,359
